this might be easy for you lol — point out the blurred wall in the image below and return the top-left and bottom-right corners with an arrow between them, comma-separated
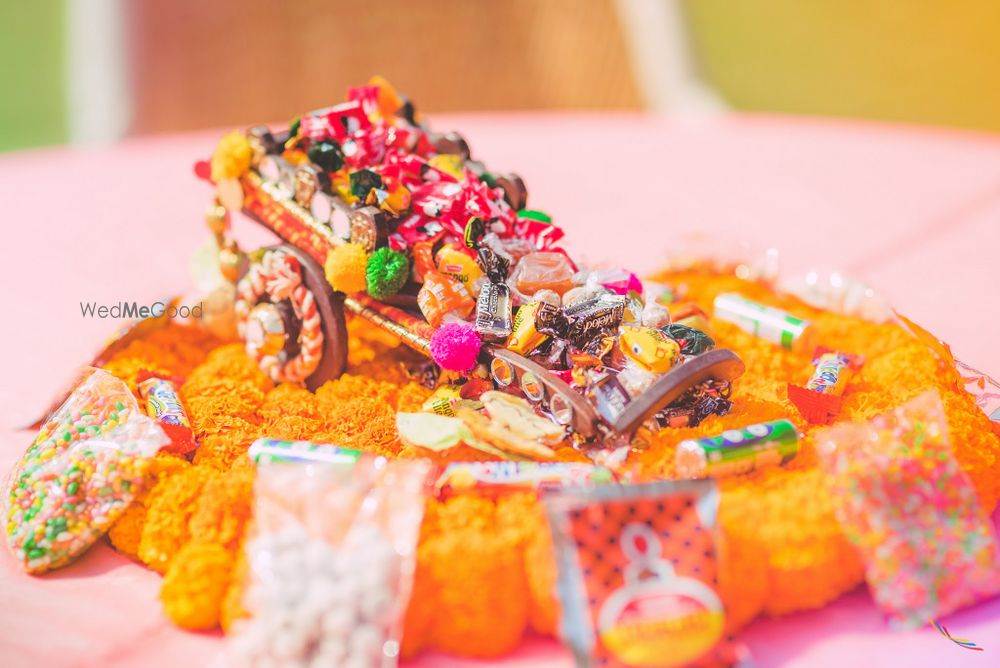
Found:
685,0 -> 1000,133
125,0 -> 644,134
0,2 -> 68,150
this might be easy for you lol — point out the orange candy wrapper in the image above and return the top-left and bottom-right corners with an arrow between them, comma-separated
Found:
414,239 -> 475,327
544,480 -> 750,667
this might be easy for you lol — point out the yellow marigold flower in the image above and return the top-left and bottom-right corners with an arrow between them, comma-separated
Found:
220,546 -> 249,632
411,496 -> 530,658
188,469 -> 255,549
109,453 -> 191,560
107,500 -> 148,560
210,131 -> 252,182
81,263 -> 1000,654
160,541 -> 235,630
139,467 -> 217,573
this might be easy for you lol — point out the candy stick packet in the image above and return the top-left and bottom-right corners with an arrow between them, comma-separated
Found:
816,390 -> 1000,629
228,455 -> 432,667
543,479 -> 750,667
5,368 -> 168,573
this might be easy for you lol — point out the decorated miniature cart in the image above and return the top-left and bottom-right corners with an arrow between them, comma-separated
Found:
199,79 -> 745,443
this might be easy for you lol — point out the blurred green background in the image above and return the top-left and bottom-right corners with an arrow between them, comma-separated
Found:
3,0 -> 999,152
1,1 -> 68,151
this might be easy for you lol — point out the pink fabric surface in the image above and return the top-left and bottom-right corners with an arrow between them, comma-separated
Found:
2,112 -> 999,667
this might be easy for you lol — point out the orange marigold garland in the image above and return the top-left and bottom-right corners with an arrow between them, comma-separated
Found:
92,270 -> 1000,657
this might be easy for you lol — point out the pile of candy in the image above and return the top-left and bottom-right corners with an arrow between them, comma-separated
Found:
7,75 -> 1000,668
9,268 -> 1000,665
817,391 -> 1000,629
5,369 -> 168,573
210,76 -> 739,440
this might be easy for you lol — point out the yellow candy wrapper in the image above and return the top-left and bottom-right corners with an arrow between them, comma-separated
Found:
618,326 -> 681,374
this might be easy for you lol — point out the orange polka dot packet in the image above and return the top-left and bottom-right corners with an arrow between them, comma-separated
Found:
816,390 -> 1000,629
543,480 -> 750,668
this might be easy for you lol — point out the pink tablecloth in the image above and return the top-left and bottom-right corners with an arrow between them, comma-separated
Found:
2,113 -> 999,667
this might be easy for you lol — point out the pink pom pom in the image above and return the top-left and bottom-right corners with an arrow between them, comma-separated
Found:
430,323 -> 482,372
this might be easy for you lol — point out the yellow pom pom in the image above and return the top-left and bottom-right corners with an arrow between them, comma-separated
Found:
325,243 -> 369,294
210,131 -> 252,182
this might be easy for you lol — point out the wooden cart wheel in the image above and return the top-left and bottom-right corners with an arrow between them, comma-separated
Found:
235,244 -> 348,391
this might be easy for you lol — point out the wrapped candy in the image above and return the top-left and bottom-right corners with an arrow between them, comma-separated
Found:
513,252 -> 575,296
414,239 -> 475,327
816,391 -> 1000,629
434,461 -> 614,498
544,480 -> 749,667
506,301 -> 555,355
228,456 -> 432,666
436,243 -> 484,293
562,294 -> 626,349
675,419 -> 800,479
417,271 -> 475,327
247,438 -> 361,465
787,349 -> 863,425
661,324 -> 715,356
136,370 -> 198,455
713,293 -> 815,352
474,282 -> 513,342
617,326 -> 681,374
6,369 -> 168,573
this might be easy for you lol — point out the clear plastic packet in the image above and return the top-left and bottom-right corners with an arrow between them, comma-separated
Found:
5,368 -> 168,573
816,390 -> 1000,629
228,455 -> 432,668
956,359 -> 1000,424
781,270 -> 892,323
543,479 -> 751,668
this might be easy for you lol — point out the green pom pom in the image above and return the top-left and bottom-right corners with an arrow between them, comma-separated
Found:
366,247 -> 409,299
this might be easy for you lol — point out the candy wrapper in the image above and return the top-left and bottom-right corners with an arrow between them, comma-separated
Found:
228,455 -> 432,667
544,479 -> 750,667
676,419 -> 799,479
787,349 -> 863,425
435,461 -> 616,498
5,368 -> 168,573
816,390 -> 1000,629
247,438 -> 362,465
136,370 -> 198,455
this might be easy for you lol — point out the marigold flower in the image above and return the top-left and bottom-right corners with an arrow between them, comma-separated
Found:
138,467 -> 217,573
90,266 -> 1000,650
160,541 -> 235,630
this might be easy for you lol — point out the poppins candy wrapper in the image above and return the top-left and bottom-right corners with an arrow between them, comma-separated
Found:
816,390 -> 1000,629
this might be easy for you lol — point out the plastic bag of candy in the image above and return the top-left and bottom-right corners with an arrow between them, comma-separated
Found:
543,479 -> 751,668
228,454 -> 432,667
5,368 -> 168,573
816,390 -> 1000,629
